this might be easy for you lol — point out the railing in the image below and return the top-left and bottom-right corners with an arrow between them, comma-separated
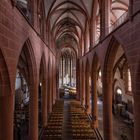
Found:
38,127 -> 44,140
87,114 -> 103,140
94,128 -> 103,140
93,11 -> 128,47
108,11 -> 128,34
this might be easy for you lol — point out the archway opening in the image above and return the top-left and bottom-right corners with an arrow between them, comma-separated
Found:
38,58 -> 44,133
112,49 -> 134,140
104,41 -> 134,140
14,46 -> 31,140
96,68 -> 103,137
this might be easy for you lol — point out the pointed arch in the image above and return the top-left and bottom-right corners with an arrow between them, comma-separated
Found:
102,36 -> 130,140
39,52 -> 48,127
0,49 -> 11,97
15,38 -> 38,139
91,52 -> 100,75
103,37 -> 120,74
39,53 -> 47,81
85,58 -> 91,113
17,39 -> 37,87
90,52 -> 101,128
47,54 -> 52,113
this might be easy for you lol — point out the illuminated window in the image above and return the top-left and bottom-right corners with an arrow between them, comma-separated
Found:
117,88 -> 122,95
98,69 -> 102,87
128,69 -> 132,92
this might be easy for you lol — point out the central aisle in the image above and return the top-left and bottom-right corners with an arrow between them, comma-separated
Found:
41,100 -> 96,140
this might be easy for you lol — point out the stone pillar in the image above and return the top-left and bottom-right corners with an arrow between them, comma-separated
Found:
90,17 -> 96,48
0,95 -> 14,140
85,70 -> 91,114
80,66 -> 83,103
82,68 -> 85,105
70,58 -> 72,84
56,68 -> 59,100
84,25 -> 88,53
91,73 -> 98,128
47,76 -> 51,114
100,0 -> 111,39
31,0 -> 38,29
103,76 -> 113,140
76,59 -> 80,100
42,79 -> 47,127
51,66 -> 54,105
29,81 -> 38,140
129,0 -> 133,20
62,57 -> 64,85
49,69 -> 52,112
52,67 -> 56,105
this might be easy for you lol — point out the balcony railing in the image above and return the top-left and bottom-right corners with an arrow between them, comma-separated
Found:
108,11 -> 128,34
93,11 -> 128,47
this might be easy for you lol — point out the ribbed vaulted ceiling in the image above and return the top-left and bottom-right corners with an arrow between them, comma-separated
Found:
44,0 -> 129,57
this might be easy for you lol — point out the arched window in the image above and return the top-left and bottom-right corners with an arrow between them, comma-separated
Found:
116,88 -> 122,95
124,66 -> 132,94
115,88 -> 122,104
98,69 -> 102,88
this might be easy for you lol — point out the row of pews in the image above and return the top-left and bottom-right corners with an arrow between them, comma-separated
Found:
69,101 -> 96,140
41,100 -> 64,140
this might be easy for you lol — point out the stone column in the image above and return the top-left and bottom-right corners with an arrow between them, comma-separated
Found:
100,0 -> 111,39
29,81 -> 38,140
82,68 -> 85,106
52,67 -> 56,105
76,59 -> 80,100
62,57 -> 64,85
103,76 -> 113,140
85,70 -> 91,114
47,75 -> 51,114
129,0 -> 133,20
84,24 -> 88,53
0,94 -> 14,140
91,73 -> 98,128
42,79 -> 47,127
51,66 -> 54,105
49,69 -> 52,113
70,58 -> 72,84
80,65 -> 83,103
